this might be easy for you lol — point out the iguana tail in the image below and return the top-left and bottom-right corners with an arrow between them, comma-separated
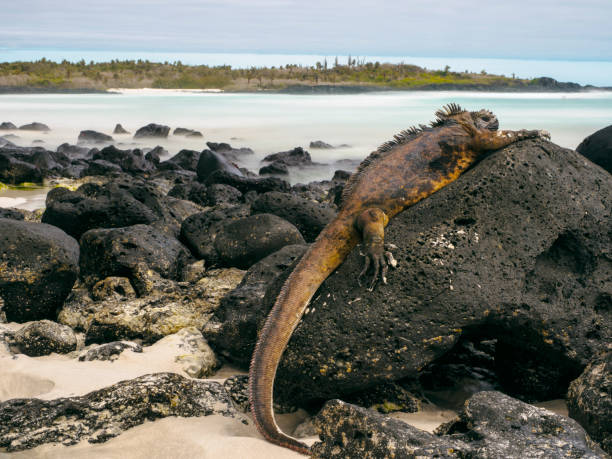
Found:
248,213 -> 359,455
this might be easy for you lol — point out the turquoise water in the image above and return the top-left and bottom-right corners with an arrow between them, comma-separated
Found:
0,90 -> 611,208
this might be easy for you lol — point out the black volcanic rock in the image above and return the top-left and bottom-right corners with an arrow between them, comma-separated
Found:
206,142 -> 254,160
312,392 -> 606,458
577,124 -> 612,173
309,140 -> 334,149
42,183 -> 158,239
0,373 -> 237,452
263,146 -> 312,166
196,149 -> 243,181
160,149 -> 201,172
180,205 -> 251,264
251,191 -> 336,242
174,127 -> 203,137
568,350 -> 612,454
79,224 -> 192,287
0,150 -> 43,184
133,123 -> 170,139
210,139 -> 612,406
13,320 -> 77,356
91,145 -> 156,175
259,162 -> 289,175
0,219 -> 79,322
205,170 -> 290,194
19,122 -> 50,131
113,123 -> 130,134
213,213 -> 305,269
0,122 -> 17,130
78,130 -> 113,144
205,244 -> 308,365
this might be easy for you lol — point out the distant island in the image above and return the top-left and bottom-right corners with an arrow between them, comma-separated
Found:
0,58 -> 601,93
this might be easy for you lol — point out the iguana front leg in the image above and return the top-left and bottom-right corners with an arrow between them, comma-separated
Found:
356,208 -> 397,291
474,128 -> 551,151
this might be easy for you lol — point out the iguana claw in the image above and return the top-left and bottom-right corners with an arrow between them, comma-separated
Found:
358,241 -> 397,291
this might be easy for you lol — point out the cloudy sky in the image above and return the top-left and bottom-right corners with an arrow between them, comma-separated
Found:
1,0 -> 611,61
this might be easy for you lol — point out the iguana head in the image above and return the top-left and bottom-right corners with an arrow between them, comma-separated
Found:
433,103 -> 499,132
470,109 -> 499,131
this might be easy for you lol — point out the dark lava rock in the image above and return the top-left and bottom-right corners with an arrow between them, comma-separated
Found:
13,320 -> 77,356
206,142 -> 254,160
436,391 -> 606,458
223,375 -> 250,412
205,244 -> 308,364
312,399 -> 470,458
133,123 -> 170,139
42,184 -> 158,239
78,341 -> 143,361
259,162 -> 289,175
160,149 -> 201,172
216,139 -> 612,405
263,146 -> 312,166
213,213 -> 305,269
205,170 -> 290,194
309,140 -> 334,149
418,337 -> 499,410
568,350 -> 612,454
205,184 -> 242,206
577,124 -> 612,173
19,122 -> 50,131
196,149 -> 243,182
92,145 -> 156,175
113,123 -> 130,135
77,130 -> 113,144
0,122 -> 17,130
56,143 -> 92,160
84,159 -> 123,176
251,191 -> 336,242
80,224 -> 192,289
168,181 -> 209,207
332,169 -> 351,181
180,205 -> 251,264
0,373 -> 237,452
0,219 -> 79,322
0,208 -> 25,220
144,146 -> 163,165
174,127 -> 203,137
312,392 -> 606,458
0,151 -> 43,184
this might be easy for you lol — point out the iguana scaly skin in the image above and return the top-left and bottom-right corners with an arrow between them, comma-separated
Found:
248,104 -> 550,455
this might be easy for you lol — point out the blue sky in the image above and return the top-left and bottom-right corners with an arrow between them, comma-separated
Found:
1,0 -> 611,61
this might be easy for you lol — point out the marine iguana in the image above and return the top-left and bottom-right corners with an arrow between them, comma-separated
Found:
248,103 -> 550,455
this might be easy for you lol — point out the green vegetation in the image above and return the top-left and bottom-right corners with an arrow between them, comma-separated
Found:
0,58 -> 573,92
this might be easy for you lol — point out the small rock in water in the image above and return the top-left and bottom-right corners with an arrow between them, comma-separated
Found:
78,130 -> 114,144
0,122 -> 17,130
133,123 -> 170,139
13,320 -> 77,356
309,140 -> 334,149
113,123 -> 130,135
18,122 -> 50,131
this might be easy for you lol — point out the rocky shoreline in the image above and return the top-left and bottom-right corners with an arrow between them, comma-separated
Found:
1,77 -> 609,95
0,120 -> 611,456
